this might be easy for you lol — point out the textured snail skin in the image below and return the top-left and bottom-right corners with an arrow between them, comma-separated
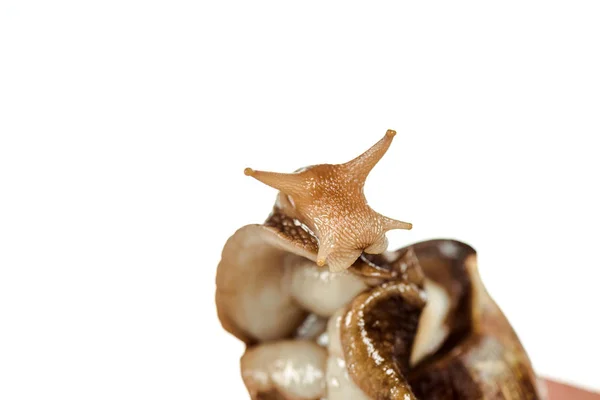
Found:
215,131 -> 543,399
244,130 -> 412,272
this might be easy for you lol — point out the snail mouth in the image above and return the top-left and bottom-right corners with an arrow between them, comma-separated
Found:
216,222 -> 541,399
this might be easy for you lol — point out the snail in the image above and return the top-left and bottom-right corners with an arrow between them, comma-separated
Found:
215,131 -> 543,399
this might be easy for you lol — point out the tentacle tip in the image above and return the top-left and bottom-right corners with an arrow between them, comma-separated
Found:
244,167 -> 255,176
406,223 -> 413,230
316,258 -> 326,267
386,129 -> 397,138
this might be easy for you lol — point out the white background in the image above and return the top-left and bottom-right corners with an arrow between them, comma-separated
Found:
1,1 -> 599,399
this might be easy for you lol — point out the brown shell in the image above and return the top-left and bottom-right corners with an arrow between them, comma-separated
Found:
341,281 -> 426,399
340,240 -> 542,399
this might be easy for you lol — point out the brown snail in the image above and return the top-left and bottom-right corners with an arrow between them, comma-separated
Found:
215,131 -> 543,399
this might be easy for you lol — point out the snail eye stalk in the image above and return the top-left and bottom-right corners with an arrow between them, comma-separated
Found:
245,129 -> 412,272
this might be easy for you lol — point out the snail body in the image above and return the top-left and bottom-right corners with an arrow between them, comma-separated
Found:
215,131 -> 543,399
